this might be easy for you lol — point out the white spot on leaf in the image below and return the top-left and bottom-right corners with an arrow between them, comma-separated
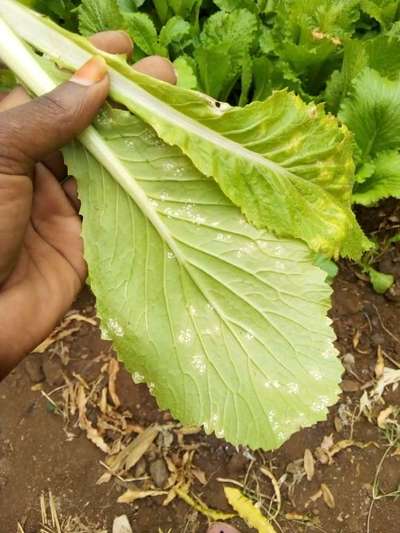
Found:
107,318 -> 124,337
178,328 -> 193,345
132,372 -> 144,384
192,354 -> 206,374
287,382 -> 300,394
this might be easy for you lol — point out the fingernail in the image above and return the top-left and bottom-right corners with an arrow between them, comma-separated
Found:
71,56 -> 108,86
118,31 -> 133,47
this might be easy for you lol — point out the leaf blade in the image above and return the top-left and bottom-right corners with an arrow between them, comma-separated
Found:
64,107 -> 343,450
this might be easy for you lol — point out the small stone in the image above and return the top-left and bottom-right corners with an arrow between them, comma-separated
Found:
227,453 -> 248,475
24,355 -> 44,383
134,457 -> 147,478
149,458 -> 169,489
342,352 -> 355,366
341,379 -> 360,392
385,283 -> 400,303
371,333 -> 385,347
42,357 -> 64,387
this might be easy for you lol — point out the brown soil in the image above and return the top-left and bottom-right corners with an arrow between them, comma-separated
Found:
1,201 -> 400,533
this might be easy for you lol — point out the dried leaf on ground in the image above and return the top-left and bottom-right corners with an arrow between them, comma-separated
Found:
374,368 -> 400,399
118,489 -> 167,504
77,386 -> 111,454
260,466 -> 281,517
303,449 -> 315,481
305,489 -> 322,508
112,515 -> 133,533
108,359 -> 121,408
106,425 -> 159,474
321,484 -> 335,509
224,487 -> 276,533
375,346 -> 385,379
35,312 -> 96,353
377,406 -> 396,428
315,436 -> 374,465
176,487 -> 235,521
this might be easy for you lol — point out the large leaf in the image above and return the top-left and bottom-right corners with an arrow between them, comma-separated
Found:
0,0 -> 367,259
78,0 -> 124,36
64,107 -> 341,449
353,150 -> 400,205
0,4 -> 344,449
340,68 -> 400,159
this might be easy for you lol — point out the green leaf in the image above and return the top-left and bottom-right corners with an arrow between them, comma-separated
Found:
0,0 -> 368,260
353,150 -> 400,205
118,0 -> 145,10
313,254 -> 339,283
174,55 -> 199,89
194,46 -> 234,99
326,34 -> 400,112
269,0 -> 360,93
78,0 -> 124,35
325,40 -> 368,112
364,33 -> 400,80
63,106 -> 342,450
167,0 -> 202,18
360,0 -> 400,29
0,68 -> 17,91
159,15 -> 191,48
366,266 -> 394,294
239,55 -> 253,107
194,8 -> 258,99
124,12 -> 165,56
213,0 -> 259,11
340,68 -> 400,158
0,0 -> 345,450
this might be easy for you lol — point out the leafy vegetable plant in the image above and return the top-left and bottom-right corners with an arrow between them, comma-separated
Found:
1,0 -> 398,450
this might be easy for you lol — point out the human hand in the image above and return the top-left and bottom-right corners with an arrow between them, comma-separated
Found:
0,31 -> 176,380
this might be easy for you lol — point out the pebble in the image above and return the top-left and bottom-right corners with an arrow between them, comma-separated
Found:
134,457 -> 147,478
42,357 -> 64,387
24,355 -> 44,383
385,283 -> 400,303
149,458 -> 169,489
227,453 -> 248,475
370,333 -> 385,347
340,379 -> 360,392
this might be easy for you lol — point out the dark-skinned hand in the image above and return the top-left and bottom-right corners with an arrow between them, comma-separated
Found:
0,31 -> 176,380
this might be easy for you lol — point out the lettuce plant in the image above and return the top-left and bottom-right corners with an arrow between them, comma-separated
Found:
0,0 -> 362,449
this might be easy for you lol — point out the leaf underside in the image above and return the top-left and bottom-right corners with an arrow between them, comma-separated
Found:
64,108 -> 342,450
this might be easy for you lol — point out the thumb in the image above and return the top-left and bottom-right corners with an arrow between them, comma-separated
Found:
0,56 -> 109,176
0,56 -> 108,285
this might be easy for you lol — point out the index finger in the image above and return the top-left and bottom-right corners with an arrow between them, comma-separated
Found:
89,31 -> 133,57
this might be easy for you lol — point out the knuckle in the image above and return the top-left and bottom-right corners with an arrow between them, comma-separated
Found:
39,91 -> 82,130
0,120 -> 32,175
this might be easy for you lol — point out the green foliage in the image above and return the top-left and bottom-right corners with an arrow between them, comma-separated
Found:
0,69 -> 16,91
364,265 -> 395,293
353,151 -> 400,205
4,0 -> 400,447
78,0 -> 124,35
25,0 -> 81,29
340,68 -> 400,205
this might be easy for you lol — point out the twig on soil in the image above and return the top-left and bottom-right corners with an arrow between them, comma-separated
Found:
366,411 -> 400,533
372,304 -> 400,345
260,466 -> 282,519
